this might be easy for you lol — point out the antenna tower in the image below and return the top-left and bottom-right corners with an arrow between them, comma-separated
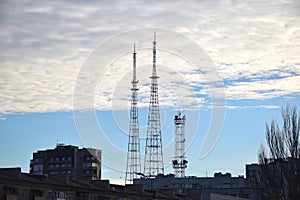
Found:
144,33 -> 164,177
172,112 -> 188,178
125,44 -> 141,184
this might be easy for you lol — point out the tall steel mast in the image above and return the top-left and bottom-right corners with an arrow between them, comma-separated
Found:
125,43 -> 141,184
144,33 -> 164,177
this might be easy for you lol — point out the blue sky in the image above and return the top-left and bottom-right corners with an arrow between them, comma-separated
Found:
0,0 -> 299,184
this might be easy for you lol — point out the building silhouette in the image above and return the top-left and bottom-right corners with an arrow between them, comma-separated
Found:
134,172 -> 258,199
30,144 -> 101,181
0,168 -> 180,200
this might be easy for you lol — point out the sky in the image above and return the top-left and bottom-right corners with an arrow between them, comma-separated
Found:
0,0 -> 300,185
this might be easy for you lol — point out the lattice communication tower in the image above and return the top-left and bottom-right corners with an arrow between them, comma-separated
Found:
144,33 -> 164,177
125,44 -> 141,184
172,112 -> 188,178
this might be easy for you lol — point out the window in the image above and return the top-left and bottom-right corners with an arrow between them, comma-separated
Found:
82,162 -> 92,167
58,191 -> 66,198
61,163 -> 71,168
92,162 -> 98,167
48,190 -> 52,198
22,189 -> 26,196
51,191 -> 67,198
30,189 -> 43,197
4,186 -> 18,195
35,158 -> 44,162
221,183 -> 231,188
33,165 -> 43,175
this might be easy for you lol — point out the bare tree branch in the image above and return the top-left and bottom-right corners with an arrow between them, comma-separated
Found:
258,105 -> 300,200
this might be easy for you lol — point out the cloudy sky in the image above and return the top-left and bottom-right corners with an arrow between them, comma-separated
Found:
0,0 -> 299,184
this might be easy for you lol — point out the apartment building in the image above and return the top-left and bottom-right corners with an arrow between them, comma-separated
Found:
30,144 -> 101,181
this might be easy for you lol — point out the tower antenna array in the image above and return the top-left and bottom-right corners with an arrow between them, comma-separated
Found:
144,32 -> 164,177
125,43 -> 141,184
172,112 -> 188,178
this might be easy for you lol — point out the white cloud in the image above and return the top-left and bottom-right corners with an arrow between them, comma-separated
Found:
225,75 -> 300,100
0,0 -> 299,114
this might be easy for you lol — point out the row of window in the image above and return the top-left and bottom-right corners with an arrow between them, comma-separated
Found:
48,162 -> 97,169
173,183 -> 239,189
48,190 -> 67,198
82,169 -> 97,175
48,170 -> 97,175
82,162 -> 98,168
35,156 -> 97,162
3,187 -> 42,196
49,170 -> 71,175
49,163 -> 72,168
34,158 -> 44,162
49,156 -> 72,162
